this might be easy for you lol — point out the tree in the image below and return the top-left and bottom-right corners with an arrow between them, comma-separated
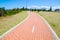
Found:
48,6 -> 52,11
55,9 -> 60,12
0,7 -> 6,16
41,8 -> 46,11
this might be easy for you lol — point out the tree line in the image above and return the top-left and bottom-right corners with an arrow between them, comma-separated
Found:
27,6 -> 60,12
0,7 -> 24,16
0,7 -> 60,17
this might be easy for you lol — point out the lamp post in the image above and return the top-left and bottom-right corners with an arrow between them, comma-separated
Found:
26,0 -> 27,9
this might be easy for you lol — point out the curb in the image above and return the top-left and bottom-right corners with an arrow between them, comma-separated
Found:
36,12 -> 59,40
0,11 -> 30,40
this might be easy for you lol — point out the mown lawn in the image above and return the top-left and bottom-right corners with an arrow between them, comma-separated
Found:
0,11 -> 28,36
37,11 -> 60,38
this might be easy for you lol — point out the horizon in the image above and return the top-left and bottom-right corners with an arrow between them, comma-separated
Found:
0,0 -> 60,9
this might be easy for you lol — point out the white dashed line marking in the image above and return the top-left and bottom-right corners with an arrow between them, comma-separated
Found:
32,26 -> 35,33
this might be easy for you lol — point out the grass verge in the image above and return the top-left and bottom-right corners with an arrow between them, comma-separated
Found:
0,11 -> 28,36
37,11 -> 60,38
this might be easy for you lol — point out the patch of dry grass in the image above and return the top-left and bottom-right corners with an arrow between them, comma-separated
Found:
0,11 -> 28,35
38,11 -> 60,38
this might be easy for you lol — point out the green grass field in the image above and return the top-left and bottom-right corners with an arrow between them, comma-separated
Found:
37,11 -> 60,38
0,11 -> 28,36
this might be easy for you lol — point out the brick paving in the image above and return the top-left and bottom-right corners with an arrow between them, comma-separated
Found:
2,12 -> 54,40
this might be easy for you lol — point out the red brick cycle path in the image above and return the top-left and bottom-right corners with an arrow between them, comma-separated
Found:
2,12 -> 54,40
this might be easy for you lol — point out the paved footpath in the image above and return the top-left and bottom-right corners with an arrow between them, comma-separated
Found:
2,12 -> 55,40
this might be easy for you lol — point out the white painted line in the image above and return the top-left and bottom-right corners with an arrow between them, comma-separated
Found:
32,26 -> 35,33
0,11 -> 30,40
36,12 -> 59,40
0,36 -> 1,40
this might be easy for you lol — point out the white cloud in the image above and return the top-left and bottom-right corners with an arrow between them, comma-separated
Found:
28,5 -> 60,9
28,5 -> 40,9
28,5 -> 50,9
53,6 -> 60,9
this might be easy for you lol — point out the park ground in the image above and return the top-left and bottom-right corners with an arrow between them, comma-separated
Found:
37,11 -> 60,38
0,11 -> 60,39
0,11 -> 28,36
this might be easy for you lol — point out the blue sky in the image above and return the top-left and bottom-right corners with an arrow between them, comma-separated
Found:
0,0 -> 60,9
